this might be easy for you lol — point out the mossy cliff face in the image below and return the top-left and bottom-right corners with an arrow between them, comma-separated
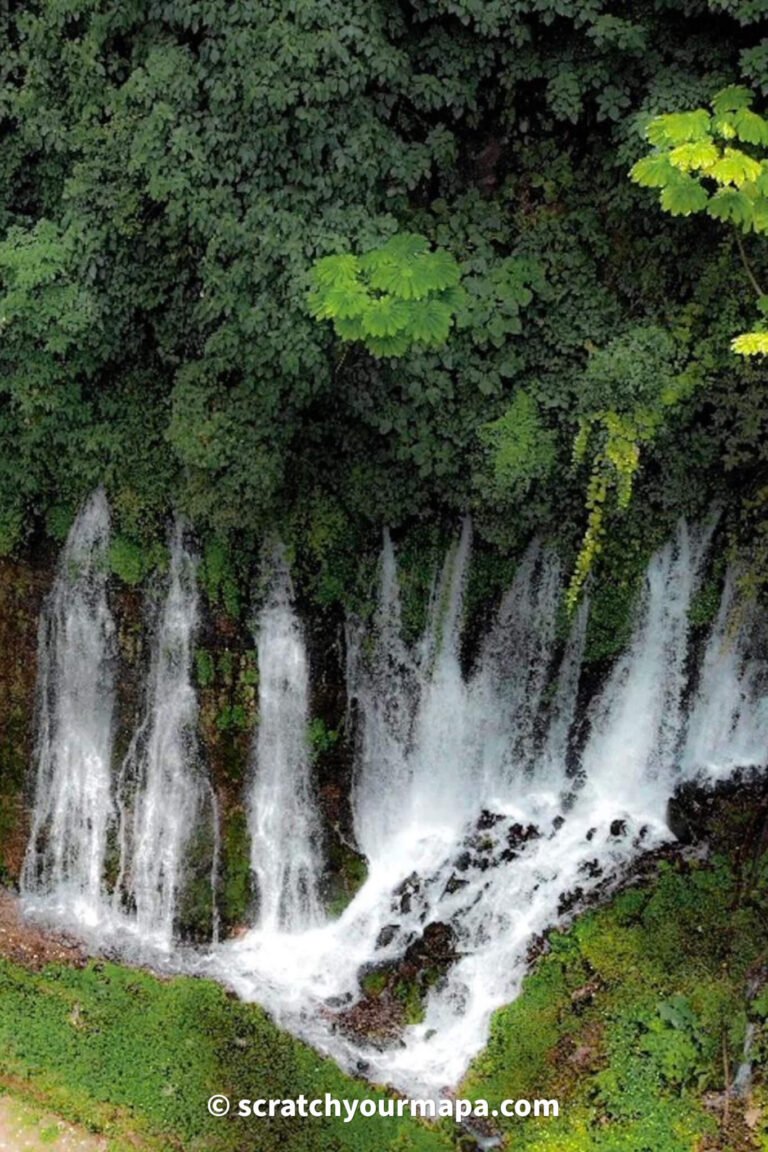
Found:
461,777 -> 768,1152
0,546 -> 361,937
0,558 -> 48,884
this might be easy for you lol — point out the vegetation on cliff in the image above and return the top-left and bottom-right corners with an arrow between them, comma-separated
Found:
0,0 -> 767,605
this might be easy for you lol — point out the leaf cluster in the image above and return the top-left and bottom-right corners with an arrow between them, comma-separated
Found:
307,233 -> 466,357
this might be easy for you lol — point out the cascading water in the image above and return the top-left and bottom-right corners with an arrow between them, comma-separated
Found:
21,490 -> 116,926
211,514 -> 768,1096
683,568 -> 768,776
247,553 -> 321,932
114,525 -> 208,950
21,501 -> 768,1096
582,519 -> 719,820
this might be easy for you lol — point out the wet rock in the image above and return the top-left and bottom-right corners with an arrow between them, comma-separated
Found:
579,859 -> 603,880
454,851 -> 472,873
443,873 -> 469,896
507,822 -> 541,850
586,827 -> 596,841
401,921 -> 457,976
557,886 -> 584,916
477,809 -> 505,831
392,871 -> 420,915
666,773 -> 768,851
610,819 -> 627,838
526,932 -> 550,964
571,978 -> 601,1006
375,924 -> 399,949
552,815 -> 565,831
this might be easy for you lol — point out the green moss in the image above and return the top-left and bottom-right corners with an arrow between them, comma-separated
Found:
688,577 -> 723,627
174,818 -> 217,942
307,717 -> 340,761
195,649 -> 215,689
215,704 -> 248,733
583,519 -> 663,664
219,807 -> 252,927
394,980 -> 425,1026
362,970 -> 389,998
464,853 -> 768,1151
0,959 -> 452,1152
107,537 -> 165,586
326,845 -> 368,919
201,540 -> 241,618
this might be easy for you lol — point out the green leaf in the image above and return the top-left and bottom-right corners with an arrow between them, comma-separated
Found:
407,297 -> 454,344
734,107 -> 768,146
365,332 -> 413,358
712,114 -> 738,141
333,316 -> 366,342
646,110 -> 711,147
366,248 -> 461,300
712,85 -> 753,115
630,152 -> 677,187
436,284 -> 469,310
710,147 -> 762,187
732,330 -> 768,356
706,187 -> 754,228
311,254 -> 361,289
377,233 -> 430,261
319,282 -> 369,320
660,174 -> 709,216
669,140 -> 719,172
358,295 -> 410,338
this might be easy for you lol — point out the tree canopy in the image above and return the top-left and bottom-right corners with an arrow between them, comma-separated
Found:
1,0 -> 767,595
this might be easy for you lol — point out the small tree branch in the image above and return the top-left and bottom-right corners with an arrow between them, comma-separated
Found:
735,231 -> 765,299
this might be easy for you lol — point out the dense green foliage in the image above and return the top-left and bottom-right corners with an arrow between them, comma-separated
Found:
465,847 -> 768,1151
631,84 -> 768,355
0,959 -> 451,1152
308,235 -> 465,357
1,0 -> 767,594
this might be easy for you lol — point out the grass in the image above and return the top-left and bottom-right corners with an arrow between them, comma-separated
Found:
463,852 -> 768,1151
0,959 -> 452,1152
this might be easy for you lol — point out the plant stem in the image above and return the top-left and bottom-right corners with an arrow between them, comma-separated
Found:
735,231 -> 765,299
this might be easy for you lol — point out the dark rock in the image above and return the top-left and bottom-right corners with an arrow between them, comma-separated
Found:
402,921 -> 456,973
586,827 -> 596,841
392,871 -> 420,915
477,809 -> 504,831
610,819 -> 627,838
376,924 -> 399,949
579,859 -> 602,880
507,822 -> 541,850
552,815 -> 565,831
558,886 -> 584,916
443,873 -> 469,896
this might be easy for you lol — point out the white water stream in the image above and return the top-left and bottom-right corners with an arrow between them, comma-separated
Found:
212,514 -> 767,1094
20,498 -> 768,1096
247,554 -> 321,931
114,525 -> 208,950
21,489 -> 115,926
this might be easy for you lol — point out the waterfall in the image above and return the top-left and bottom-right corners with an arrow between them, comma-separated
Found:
349,528 -> 418,862
212,513 -> 768,1097
247,553 -> 321,932
682,568 -> 768,777
114,525 -> 206,949
581,518 -> 716,817
22,504 -> 768,1096
21,490 -> 115,926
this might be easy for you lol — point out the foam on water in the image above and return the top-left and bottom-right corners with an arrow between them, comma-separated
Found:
21,503 -> 768,1094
